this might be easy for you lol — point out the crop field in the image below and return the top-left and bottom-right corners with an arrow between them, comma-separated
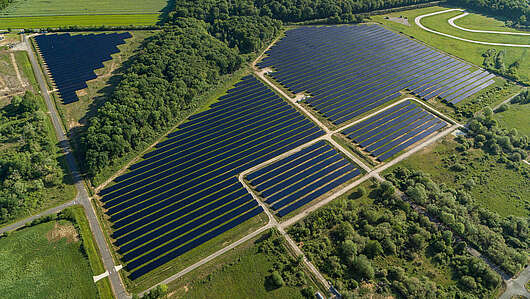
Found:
98,75 -> 324,279
246,141 -> 362,217
0,14 -> 160,29
0,220 -> 97,298
372,6 -> 530,85
34,32 -> 131,104
258,25 -> 494,127
0,0 -> 167,16
341,100 -> 448,162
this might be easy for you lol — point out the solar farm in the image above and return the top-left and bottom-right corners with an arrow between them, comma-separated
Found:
99,75 -> 324,279
341,100 -> 447,161
34,32 -> 131,104
258,25 -> 495,126
90,23 -> 504,281
246,141 -> 362,217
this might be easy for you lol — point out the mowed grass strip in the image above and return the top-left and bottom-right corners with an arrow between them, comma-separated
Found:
0,14 -> 160,29
0,221 -> 97,298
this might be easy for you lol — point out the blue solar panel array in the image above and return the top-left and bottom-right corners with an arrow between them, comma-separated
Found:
341,100 -> 447,161
246,141 -> 361,217
34,32 -> 132,104
98,75 -> 324,279
257,25 -> 495,123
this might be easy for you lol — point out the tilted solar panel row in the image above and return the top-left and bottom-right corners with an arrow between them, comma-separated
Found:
34,32 -> 131,104
99,75 -> 325,279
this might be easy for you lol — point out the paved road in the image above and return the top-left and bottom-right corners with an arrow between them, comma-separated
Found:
501,265 -> 530,299
23,35 -> 129,299
0,200 -> 76,234
415,9 -> 530,48
449,12 -> 530,36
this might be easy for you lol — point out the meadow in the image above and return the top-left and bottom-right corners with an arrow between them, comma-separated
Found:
372,6 -> 530,85
384,136 -> 530,217
0,220 -> 97,298
495,102 -> 530,137
166,232 -> 312,299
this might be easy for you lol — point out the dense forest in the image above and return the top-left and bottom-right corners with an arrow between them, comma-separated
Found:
289,179 -> 504,298
449,0 -> 530,26
83,0 -> 437,178
0,0 -> 13,10
0,92 -> 65,223
171,0 -> 435,24
82,18 -> 242,175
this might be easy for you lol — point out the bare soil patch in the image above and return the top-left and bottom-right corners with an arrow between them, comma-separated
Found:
47,222 -> 79,243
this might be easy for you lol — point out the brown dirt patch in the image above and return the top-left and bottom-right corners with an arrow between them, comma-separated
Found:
47,222 -> 79,243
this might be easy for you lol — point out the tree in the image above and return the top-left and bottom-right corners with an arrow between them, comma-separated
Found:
364,240 -> 383,258
270,271 -> 284,287
352,255 -> 374,280
341,239 -> 357,258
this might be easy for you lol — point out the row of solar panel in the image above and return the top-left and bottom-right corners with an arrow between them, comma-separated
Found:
342,100 -> 447,161
247,141 -> 361,216
258,25 -> 493,124
99,75 -> 325,279
34,32 -> 131,104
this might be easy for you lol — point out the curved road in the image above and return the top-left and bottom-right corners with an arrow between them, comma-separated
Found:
415,9 -> 530,48
448,12 -> 530,36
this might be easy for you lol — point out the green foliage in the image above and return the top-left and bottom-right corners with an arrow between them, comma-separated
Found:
140,284 -> 168,299
288,181 -> 502,298
386,168 -> 528,276
81,18 -> 243,175
270,271 -> 285,287
0,221 -> 97,298
510,89 -> 530,105
448,0 -> 530,27
0,0 -> 13,10
0,91 -> 64,224
170,0 -> 434,24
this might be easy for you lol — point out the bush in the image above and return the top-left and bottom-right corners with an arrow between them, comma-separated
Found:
270,271 -> 285,287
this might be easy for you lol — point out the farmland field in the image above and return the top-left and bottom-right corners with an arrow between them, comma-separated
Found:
1,0 -> 167,16
0,14 -> 160,29
372,6 -> 530,85
0,220 -> 97,298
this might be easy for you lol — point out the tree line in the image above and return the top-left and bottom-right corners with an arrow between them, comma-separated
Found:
0,92 -> 64,224
449,0 -> 530,27
82,0 -> 434,178
170,0 -> 435,24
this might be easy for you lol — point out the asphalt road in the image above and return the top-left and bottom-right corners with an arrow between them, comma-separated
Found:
23,35 -> 129,299
0,200 -> 76,234
415,9 -> 530,48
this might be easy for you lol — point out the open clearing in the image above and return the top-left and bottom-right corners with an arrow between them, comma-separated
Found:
0,221 -> 97,298
372,6 -> 530,84
495,103 -> 530,137
383,136 -> 530,217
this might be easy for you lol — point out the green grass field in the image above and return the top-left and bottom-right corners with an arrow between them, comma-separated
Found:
0,14 -> 161,29
167,235 -> 307,299
372,6 -> 530,84
1,0 -> 167,16
495,103 -> 530,137
384,136 -> 530,217
452,12 -> 530,34
0,220 -> 97,298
